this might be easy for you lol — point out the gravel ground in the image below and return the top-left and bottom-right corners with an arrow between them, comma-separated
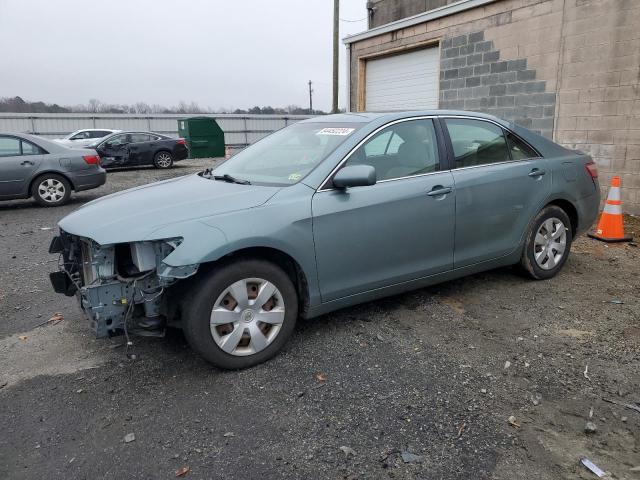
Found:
0,159 -> 638,479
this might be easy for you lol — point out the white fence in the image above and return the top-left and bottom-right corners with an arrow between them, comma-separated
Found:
0,113 -> 313,147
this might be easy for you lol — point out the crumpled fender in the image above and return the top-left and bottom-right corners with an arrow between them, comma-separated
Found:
144,222 -> 228,267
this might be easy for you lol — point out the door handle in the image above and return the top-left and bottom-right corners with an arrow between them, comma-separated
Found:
528,168 -> 546,177
20,160 -> 35,166
427,186 -> 453,197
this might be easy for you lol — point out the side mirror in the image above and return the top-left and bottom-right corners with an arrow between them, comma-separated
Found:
333,165 -> 376,189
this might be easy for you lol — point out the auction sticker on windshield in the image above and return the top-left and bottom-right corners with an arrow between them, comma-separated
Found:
316,128 -> 355,136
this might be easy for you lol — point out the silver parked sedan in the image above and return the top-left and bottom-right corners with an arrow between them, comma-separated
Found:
0,133 -> 106,206
53,128 -> 120,148
49,111 -> 600,369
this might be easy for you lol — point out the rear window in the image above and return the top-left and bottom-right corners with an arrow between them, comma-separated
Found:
506,132 -> 539,159
91,130 -> 111,138
21,140 -> 44,155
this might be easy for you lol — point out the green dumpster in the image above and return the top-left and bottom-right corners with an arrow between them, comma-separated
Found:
177,117 -> 225,158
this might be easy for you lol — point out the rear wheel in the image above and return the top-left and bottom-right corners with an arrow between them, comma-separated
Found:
31,174 -> 71,207
153,151 -> 173,169
519,205 -> 572,280
182,259 -> 298,369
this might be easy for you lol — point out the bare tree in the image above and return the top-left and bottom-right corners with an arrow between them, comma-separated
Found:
87,98 -> 101,113
134,102 -> 151,114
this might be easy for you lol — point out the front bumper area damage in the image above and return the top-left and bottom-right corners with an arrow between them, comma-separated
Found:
49,231 -> 198,337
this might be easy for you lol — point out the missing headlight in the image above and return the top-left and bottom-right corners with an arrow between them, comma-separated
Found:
115,239 -> 182,278
130,242 -> 156,272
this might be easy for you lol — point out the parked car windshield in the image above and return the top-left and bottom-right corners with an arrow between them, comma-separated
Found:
212,123 -> 362,185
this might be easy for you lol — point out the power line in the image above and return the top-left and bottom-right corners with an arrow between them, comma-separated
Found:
339,16 -> 367,22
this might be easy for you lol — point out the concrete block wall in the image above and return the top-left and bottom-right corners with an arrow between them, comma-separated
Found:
368,0 -> 459,29
348,0 -> 640,214
554,0 -> 640,211
438,30 -> 555,138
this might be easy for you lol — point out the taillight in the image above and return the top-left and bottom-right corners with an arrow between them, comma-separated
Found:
83,155 -> 100,165
585,161 -> 598,179
177,138 -> 186,145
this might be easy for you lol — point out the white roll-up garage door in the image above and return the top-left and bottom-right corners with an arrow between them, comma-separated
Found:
365,47 -> 440,111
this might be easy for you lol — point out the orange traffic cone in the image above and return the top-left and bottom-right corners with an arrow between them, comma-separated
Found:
588,176 -> 632,242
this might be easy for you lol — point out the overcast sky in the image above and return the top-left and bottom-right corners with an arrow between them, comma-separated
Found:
0,0 -> 368,111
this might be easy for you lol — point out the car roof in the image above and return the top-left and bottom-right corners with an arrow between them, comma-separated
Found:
108,131 -> 163,135
300,110 -> 505,125
0,132 -> 76,153
75,128 -> 118,132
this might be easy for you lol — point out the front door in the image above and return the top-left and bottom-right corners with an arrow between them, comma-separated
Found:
442,117 -> 552,267
312,118 -> 455,302
98,134 -> 130,168
0,136 -> 43,197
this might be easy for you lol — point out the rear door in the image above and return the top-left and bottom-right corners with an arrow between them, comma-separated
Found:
127,133 -> 154,166
0,136 -> 44,197
442,117 -> 551,267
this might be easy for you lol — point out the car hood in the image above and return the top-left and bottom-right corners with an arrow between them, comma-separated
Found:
58,174 -> 281,245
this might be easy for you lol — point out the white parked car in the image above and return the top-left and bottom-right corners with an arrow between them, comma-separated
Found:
54,129 -> 121,148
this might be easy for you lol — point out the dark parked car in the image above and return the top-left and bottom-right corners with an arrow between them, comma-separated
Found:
88,131 -> 189,169
0,133 -> 105,206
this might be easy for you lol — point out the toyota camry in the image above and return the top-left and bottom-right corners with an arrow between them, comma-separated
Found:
49,111 -> 600,369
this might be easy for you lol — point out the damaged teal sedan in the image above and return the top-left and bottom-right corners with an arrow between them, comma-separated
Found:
50,111 -> 600,369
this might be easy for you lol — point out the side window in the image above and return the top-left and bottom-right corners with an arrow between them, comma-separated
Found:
445,118 -> 510,168
506,132 -> 538,160
91,131 -> 108,138
70,131 -> 90,140
346,119 -> 439,181
0,137 -> 22,157
105,134 -> 127,146
363,130 -> 392,157
129,134 -> 151,143
21,140 -> 43,155
386,133 -> 404,154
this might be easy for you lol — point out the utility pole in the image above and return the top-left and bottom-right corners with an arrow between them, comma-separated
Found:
308,80 -> 313,115
332,0 -> 339,113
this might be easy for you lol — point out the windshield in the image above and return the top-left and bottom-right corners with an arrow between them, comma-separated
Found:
64,130 -> 81,140
212,122 -> 362,185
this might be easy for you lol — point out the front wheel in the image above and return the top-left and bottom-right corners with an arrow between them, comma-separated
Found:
153,151 -> 173,169
182,259 -> 298,369
519,205 -> 573,280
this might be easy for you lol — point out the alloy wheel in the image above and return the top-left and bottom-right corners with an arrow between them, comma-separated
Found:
533,217 -> 567,270
210,278 -> 285,356
155,152 -> 172,168
38,178 -> 66,203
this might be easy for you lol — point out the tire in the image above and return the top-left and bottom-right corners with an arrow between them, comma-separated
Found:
519,205 -> 573,280
153,151 -> 173,169
182,258 -> 298,369
31,173 -> 72,207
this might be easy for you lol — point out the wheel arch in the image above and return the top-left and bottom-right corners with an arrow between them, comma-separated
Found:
154,148 -> 173,158
199,246 -> 310,318
545,198 -> 578,235
28,170 -> 75,195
